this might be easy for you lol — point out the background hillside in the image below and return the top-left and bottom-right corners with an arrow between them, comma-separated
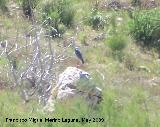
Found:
0,0 -> 160,127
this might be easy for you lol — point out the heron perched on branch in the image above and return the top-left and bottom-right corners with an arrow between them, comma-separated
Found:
71,37 -> 84,64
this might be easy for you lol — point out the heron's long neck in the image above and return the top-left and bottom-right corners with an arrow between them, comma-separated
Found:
72,39 -> 76,49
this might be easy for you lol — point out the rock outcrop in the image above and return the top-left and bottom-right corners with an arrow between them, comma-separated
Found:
44,67 -> 102,112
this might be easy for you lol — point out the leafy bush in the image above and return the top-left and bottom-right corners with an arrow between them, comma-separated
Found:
89,10 -> 106,29
88,4 -> 106,30
106,33 -> 127,62
42,0 -> 75,27
129,9 -> 160,48
107,34 -> 127,51
41,0 -> 75,37
0,0 -> 8,12
60,2 -> 75,27
17,0 -> 38,18
131,0 -> 142,7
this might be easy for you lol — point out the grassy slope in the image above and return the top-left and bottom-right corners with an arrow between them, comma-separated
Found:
0,0 -> 160,127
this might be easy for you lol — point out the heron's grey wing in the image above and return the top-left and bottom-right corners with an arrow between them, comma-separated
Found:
75,49 -> 84,64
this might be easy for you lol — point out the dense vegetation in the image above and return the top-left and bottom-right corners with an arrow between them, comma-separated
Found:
0,0 -> 160,127
130,9 -> 160,48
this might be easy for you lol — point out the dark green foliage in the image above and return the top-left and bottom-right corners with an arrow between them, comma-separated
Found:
88,8 -> 106,30
42,0 -> 75,27
18,0 -> 38,18
0,0 -> 8,12
131,0 -> 142,7
60,1 -> 75,27
107,34 -> 127,51
42,0 -> 75,37
129,9 -> 160,48
107,32 -> 128,62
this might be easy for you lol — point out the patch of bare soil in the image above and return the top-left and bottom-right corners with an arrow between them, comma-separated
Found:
0,80 -> 10,90
0,81 -> 5,90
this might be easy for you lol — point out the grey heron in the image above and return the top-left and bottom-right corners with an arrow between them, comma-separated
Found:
71,37 -> 85,64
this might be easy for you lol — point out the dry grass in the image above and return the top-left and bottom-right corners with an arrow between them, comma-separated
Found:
0,0 -> 160,127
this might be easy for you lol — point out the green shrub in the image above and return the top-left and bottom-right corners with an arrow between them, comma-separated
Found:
131,0 -> 142,7
41,0 -> 75,37
91,13 -> 105,29
0,0 -> 8,12
17,0 -> 38,18
42,0 -> 75,27
60,2 -> 75,27
107,34 -> 127,51
88,8 -> 106,30
129,9 -> 160,48
107,33 -> 128,62
58,23 -> 67,35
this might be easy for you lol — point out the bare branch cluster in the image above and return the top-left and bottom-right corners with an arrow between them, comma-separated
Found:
0,24 -> 71,105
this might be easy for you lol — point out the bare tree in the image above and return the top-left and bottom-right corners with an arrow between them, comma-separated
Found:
0,0 -> 72,105
0,23 -> 72,105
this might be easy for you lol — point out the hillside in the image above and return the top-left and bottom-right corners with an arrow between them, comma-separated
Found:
0,0 -> 160,127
